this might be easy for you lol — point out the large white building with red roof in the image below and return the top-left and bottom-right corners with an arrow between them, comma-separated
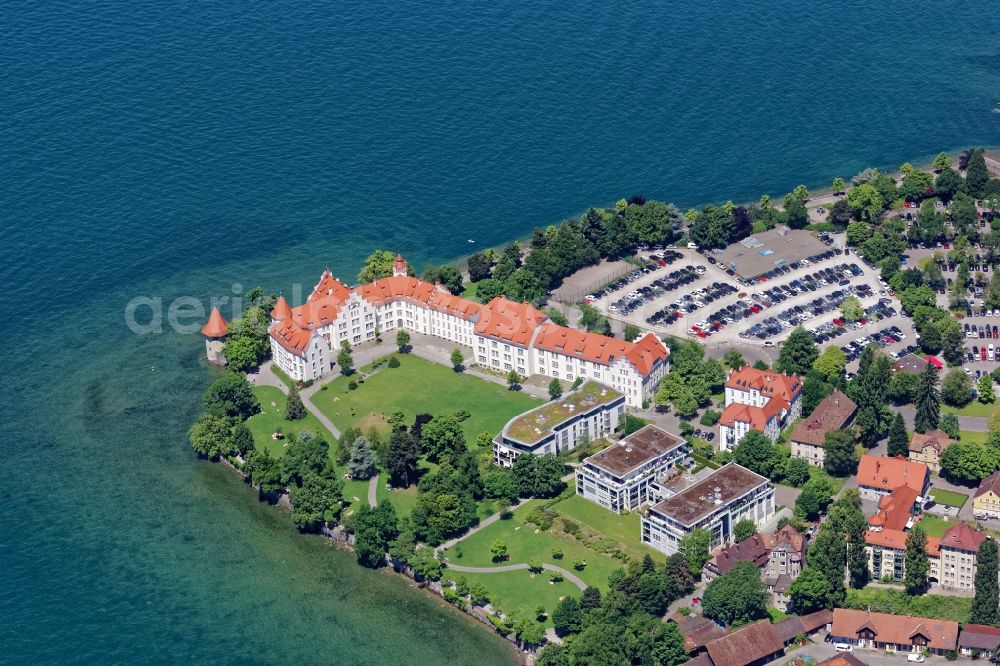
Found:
718,367 -> 802,450
267,254 -> 669,406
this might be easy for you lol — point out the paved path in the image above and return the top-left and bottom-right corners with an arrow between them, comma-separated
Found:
896,404 -> 988,432
435,499 -> 530,554
368,475 -> 379,507
445,561 -> 587,591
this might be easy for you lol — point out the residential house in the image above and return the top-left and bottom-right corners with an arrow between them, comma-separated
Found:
908,429 -> 957,473
575,425 -> 688,511
830,608 -> 959,656
855,454 -> 929,502
641,463 -> 774,555
702,525 -> 805,611
958,624 -> 1000,658
816,655 -> 867,666
789,390 -> 856,466
973,470 -> 1000,520
938,523 -> 987,591
719,367 -> 802,450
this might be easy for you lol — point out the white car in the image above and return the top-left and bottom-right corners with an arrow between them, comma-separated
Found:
907,654 -> 925,663
834,643 -> 853,653
687,242 -> 698,249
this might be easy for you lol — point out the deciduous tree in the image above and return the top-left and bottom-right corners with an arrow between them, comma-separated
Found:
789,567 -> 831,614
548,378 -> 563,400
203,372 -> 261,420
702,561 -> 768,626
775,327 -> 818,375
395,330 -> 410,352
824,429 -> 858,477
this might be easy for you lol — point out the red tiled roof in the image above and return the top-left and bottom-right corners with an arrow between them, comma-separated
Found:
817,655 -> 867,666
719,399 -> 784,430
705,620 -> 784,666
201,306 -> 229,337
271,295 -> 292,320
868,485 -> 919,531
474,297 -> 548,347
624,332 -> 669,376
357,276 -> 482,321
269,319 -> 313,355
308,269 -> 351,303
831,608 -> 958,652
725,366 -> 801,399
940,523 -> 986,553
864,528 -> 940,557
856,455 -> 928,494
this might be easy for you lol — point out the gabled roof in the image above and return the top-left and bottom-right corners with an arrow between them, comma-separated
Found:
817,655 -> 867,666
909,429 -> 956,455
864,528 -> 941,557
959,624 -> 1000,650
624,332 -> 669,376
707,534 -> 769,575
719,399 -> 784,430
473,297 -> 548,347
725,366 -> 801,399
269,319 -> 313,355
308,269 -> 351,303
671,614 -> 727,652
940,523 -> 987,553
976,469 -> 1000,499
855,455 -> 928,494
705,620 -> 784,666
534,322 -> 630,365
774,609 -> 832,643
831,608 -> 958,651
790,390 -> 856,446
868,485 -> 919,531
201,306 -> 229,337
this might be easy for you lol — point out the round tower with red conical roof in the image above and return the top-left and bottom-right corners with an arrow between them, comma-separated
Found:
201,306 -> 229,365
271,295 -> 291,322
392,253 -> 408,277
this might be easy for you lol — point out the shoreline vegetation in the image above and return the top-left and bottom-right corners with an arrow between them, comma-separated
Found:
190,148 -> 1000,664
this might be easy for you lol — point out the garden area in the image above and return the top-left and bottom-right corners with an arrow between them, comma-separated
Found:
916,514 -> 960,538
928,488 -> 969,508
313,354 -> 540,457
549,491 -> 660,561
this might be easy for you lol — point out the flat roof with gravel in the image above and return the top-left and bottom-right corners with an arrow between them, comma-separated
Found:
649,463 -> 769,526
712,228 -> 826,281
585,425 -> 685,477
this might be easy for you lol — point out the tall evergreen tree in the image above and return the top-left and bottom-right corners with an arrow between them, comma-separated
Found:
970,538 -> 999,625
966,149 -> 990,198
914,364 -> 941,433
886,412 -> 909,458
808,527 -> 846,607
285,384 -> 306,420
346,436 -> 377,480
904,524 -> 930,594
775,327 -> 819,376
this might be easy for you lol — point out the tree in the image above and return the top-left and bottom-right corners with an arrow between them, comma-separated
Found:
551,597 -> 582,637
979,374 -> 996,404
813,346 -> 847,382
650,622 -> 688,666
723,348 -> 746,370
886,412 -> 909,458
512,454 -> 565,498
450,348 -> 464,371
580,586 -> 602,611
847,183 -> 885,222
840,295 -> 864,323
823,429 -> 858,477
809,526 -> 846,607
941,368 -> 973,407
467,253 -> 492,282
832,177 -> 845,194
904,524 -> 930,594
970,538 -> 999,625
346,436 -> 377,480
422,264 -> 463,294
421,416 -> 466,463
353,502 -> 399,568
796,476 -> 835,519
289,471 -> 343,530
243,447 -> 283,493
733,430 -> 782,478
222,305 -> 272,371
783,457 -> 811,487
623,323 -> 641,342
914,364 -> 941,433
939,442 -> 1000,484
733,519 -> 757,542
680,529 -> 711,578
940,412 -> 960,438
189,413 -> 235,459
203,372 -> 260,420
789,567 -> 831,614
775,327 -> 818,375
506,369 -> 522,390
702,561 -> 768,626
801,371 -> 833,417
544,377 -> 564,401
846,221 -> 870,246
932,152 -> 952,172
482,467 -> 519,504
490,539 -> 509,562
936,167 -> 964,202
940,317 -> 965,367
385,428 -> 420,487
285,384 -> 306,420
395,330 -> 410,352
357,250 -> 397,283
337,342 -> 354,376
966,149 -> 990,198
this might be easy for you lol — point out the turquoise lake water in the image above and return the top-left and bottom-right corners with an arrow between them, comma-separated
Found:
2,0 -> 999,663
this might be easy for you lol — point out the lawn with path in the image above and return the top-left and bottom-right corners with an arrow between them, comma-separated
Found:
950,401 -> 1000,418
928,488 -> 969,508
550,491 -> 661,560
450,570 -> 578,628
313,354 -> 541,453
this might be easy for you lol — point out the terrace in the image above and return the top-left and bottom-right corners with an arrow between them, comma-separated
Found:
504,381 -> 622,445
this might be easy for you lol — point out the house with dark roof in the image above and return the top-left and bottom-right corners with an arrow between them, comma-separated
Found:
938,523 -> 987,591
702,525 -> 805,611
830,608 -> 959,656
790,390 -> 856,466
958,624 -> 1000,657
773,609 -> 832,645
973,469 -> 1000,520
816,655 -> 866,666
704,620 -> 785,666
891,353 -> 930,375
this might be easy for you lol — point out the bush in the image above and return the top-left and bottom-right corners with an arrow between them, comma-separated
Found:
528,559 -> 544,574
842,588 -> 972,623
551,547 -> 563,560
700,409 -> 722,426
549,572 -> 563,583
453,409 -> 471,422
525,507 -> 556,531
348,380 -> 358,391
388,356 -> 400,368
561,519 -> 580,536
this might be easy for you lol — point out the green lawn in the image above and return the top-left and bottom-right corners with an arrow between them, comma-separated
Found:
314,354 -> 540,451
916,515 -> 958,538
453,570 -> 574,628
960,430 -> 988,445
808,466 -> 848,494
550,492 -> 660,560
442,503 -> 622,591
950,401 -> 1000,418
928,488 -> 969,508
461,282 -> 479,301
245,385 -> 369,507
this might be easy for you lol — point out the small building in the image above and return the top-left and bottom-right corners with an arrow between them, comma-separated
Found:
958,624 -> 1000,658
816,655 -> 867,666
773,609 -> 833,646
855,454 -> 929,502
973,470 -> 1000,520
938,523 -> 987,591
789,390 -> 856,466
908,429 -> 957,472
891,353 -> 930,375
201,306 -> 229,365
493,381 -> 625,467
704,620 -> 785,666
830,608 -> 958,656
719,367 -> 802,450
575,425 -> 688,512
640,463 -> 774,555
672,613 -> 727,658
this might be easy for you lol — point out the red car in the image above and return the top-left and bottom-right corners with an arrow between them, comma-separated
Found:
983,347 -> 988,361
750,304 -> 762,314
832,317 -> 844,326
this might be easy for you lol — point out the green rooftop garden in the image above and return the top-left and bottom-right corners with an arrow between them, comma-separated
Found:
505,381 -> 621,444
